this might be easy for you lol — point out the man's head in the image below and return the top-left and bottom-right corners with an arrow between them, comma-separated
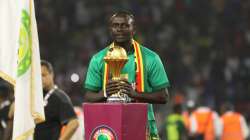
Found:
221,102 -> 234,114
109,11 -> 135,44
186,100 -> 196,112
173,104 -> 182,114
41,60 -> 54,91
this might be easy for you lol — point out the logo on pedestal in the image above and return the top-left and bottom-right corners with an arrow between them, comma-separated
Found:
90,125 -> 117,140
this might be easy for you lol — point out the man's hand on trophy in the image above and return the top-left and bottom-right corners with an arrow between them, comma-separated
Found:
106,80 -> 121,97
118,79 -> 137,98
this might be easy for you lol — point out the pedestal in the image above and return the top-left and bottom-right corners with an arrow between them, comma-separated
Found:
83,103 -> 147,140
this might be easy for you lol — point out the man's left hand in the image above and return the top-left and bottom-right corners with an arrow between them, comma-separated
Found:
118,79 -> 137,98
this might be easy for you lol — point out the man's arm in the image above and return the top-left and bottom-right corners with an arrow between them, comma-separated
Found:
84,91 -> 106,102
84,89 -> 169,104
59,118 -> 79,140
129,88 -> 169,104
86,79 -> 169,104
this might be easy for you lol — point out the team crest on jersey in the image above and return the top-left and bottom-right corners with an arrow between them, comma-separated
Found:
90,125 -> 117,140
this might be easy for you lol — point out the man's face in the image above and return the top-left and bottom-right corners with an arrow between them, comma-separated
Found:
109,16 -> 135,44
41,65 -> 53,91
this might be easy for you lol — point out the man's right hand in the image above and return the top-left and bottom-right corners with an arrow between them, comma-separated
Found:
105,80 -> 121,97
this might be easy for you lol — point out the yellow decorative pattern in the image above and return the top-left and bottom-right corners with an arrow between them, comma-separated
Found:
15,128 -> 34,140
0,71 -> 16,86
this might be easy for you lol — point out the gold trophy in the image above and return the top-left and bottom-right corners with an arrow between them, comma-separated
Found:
104,45 -> 130,103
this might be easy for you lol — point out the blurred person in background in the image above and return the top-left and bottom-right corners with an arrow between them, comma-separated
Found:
0,80 -> 13,140
220,102 -> 249,140
84,11 -> 170,140
61,107 -> 85,140
189,101 -> 221,140
165,104 -> 187,140
34,60 -> 79,140
182,100 -> 195,139
69,107 -> 84,140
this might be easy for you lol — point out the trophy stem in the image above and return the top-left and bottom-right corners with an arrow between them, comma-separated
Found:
112,77 -> 121,81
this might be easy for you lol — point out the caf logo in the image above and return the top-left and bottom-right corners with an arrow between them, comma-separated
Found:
90,125 -> 117,140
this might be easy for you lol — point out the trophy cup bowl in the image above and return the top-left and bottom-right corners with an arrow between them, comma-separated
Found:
104,46 -> 129,103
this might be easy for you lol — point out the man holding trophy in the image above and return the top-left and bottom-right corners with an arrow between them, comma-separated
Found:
84,11 -> 170,139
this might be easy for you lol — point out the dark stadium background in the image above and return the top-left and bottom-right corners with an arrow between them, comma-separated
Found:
30,0 -> 250,138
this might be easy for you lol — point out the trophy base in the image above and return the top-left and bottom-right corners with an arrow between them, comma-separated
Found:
107,97 -> 127,103
106,94 -> 131,103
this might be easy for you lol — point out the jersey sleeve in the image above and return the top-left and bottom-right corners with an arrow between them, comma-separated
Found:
148,54 -> 170,91
58,94 -> 77,125
84,56 -> 102,92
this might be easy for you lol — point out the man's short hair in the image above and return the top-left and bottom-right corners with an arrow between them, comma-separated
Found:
223,102 -> 234,111
109,10 -> 135,24
173,104 -> 182,114
41,60 -> 54,74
